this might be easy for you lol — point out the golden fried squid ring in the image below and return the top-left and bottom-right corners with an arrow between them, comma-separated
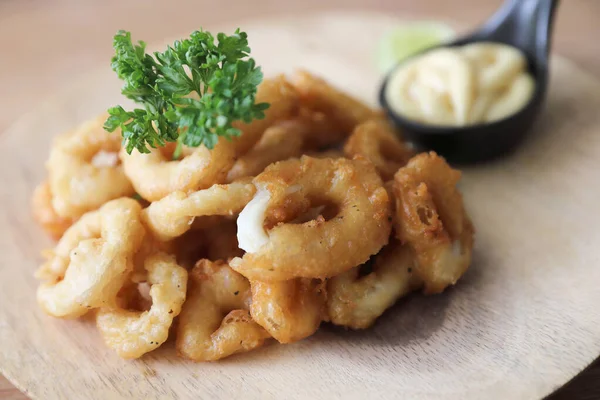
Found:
47,114 -> 135,219
227,109 -> 349,182
327,241 -> 421,329
31,181 -> 74,239
95,252 -> 187,359
343,119 -> 414,181
293,70 -> 380,133
230,75 -> 301,157
393,152 -> 474,294
250,279 -> 326,343
296,107 -> 347,150
227,120 -> 306,182
177,260 -> 269,361
122,77 -> 299,202
120,138 -> 236,202
232,156 -> 391,281
36,198 -> 145,318
142,181 -> 256,242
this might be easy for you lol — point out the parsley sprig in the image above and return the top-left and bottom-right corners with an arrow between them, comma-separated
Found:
104,29 -> 269,155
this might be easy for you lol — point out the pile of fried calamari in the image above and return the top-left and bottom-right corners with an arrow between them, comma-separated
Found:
32,71 -> 474,361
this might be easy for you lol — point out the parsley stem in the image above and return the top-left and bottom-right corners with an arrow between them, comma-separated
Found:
173,140 -> 183,160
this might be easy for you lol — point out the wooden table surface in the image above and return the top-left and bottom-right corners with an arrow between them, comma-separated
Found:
1,1 -> 598,399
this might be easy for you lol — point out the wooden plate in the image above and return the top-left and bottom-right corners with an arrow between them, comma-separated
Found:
1,12 -> 600,400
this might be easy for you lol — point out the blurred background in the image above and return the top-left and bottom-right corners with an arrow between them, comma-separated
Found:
0,0 -> 598,399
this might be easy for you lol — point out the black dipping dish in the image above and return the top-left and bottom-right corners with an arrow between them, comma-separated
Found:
379,0 -> 560,164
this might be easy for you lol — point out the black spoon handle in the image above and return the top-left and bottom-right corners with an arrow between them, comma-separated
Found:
475,0 -> 560,62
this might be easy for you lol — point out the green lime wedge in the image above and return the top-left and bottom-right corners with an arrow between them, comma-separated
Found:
377,22 -> 456,73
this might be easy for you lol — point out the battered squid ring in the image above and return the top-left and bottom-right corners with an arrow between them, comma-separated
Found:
120,138 -> 237,202
293,70 -> 380,134
343,119 -> 414,181
296,107 -> 347,150
226,120 -> 307,182
96,252 -> 188,359
250,278 -> 326,343
31,181 -> 74,240
142,180 -> 256,242
176,260 -> 269,362
232,156 -> 391,281
326,240 -> 421,329
36,198 -> 145,318
229,75 -> 301,157
47,114 -> 135,219
393,152 -> 474,294
120,76 -> 298,203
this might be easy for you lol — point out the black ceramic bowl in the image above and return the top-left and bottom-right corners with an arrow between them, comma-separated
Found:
379,0 -> 559,164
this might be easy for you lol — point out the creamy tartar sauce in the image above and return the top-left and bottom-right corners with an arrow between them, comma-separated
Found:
385,42 -> 535,126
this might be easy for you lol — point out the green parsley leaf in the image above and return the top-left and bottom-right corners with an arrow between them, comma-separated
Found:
104,28 -> 269,154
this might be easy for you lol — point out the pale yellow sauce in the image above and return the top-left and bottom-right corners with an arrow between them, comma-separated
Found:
385,42 -> 535,126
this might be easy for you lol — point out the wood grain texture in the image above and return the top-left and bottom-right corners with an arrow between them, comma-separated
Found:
1,2 -> 600,400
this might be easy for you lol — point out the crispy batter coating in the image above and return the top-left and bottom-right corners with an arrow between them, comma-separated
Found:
96,252 -> 187,359
31,181 -> 74,239
227,120 -> 306,182
142,181 -> 256,242
296,107 -> 347,149
176,260 -> 269,361
393,152 -> 474,294
47,114 -> 134,219
36,198 -> 145,318
327,240 -> 421,329
230,76 -> 301,157
344,119 -> 414,180
120,138 -> 237,203
250,278 -> 326,343
293,70 -> 380,134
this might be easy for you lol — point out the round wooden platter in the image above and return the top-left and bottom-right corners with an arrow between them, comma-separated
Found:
1,11 -> 600,400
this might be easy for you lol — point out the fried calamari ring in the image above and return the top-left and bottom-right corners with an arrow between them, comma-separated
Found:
393,152 -> 474,294
36,198 -> 145,318
31,181 -> 74,240
226,120 -> 306,182
344,119 -> 414,181
232,156 -> 391,281
120,138 -> 236,202
296,107 -> 347,149
230,75 -> 301,157
227,107 -> 351,181
122,77 -> 299,202
250,279 -> 326,343
327,240 -> 421,329
176,260 -> 269,361
293,70 -> 380,134
96,252 -> 187,359
142,181 -> 256,241
47,114 -> 134,219
227,106 -> 346,182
